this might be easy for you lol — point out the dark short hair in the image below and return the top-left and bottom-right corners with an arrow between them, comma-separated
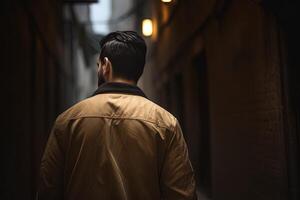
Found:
99,31 -> 147,82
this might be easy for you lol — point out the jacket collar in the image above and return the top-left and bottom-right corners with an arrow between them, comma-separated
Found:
92,82 -> 147,98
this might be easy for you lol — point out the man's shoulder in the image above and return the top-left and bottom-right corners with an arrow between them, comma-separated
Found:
55,98 -> 91,125
139,97 -> 177,131
54,94 -> 178,131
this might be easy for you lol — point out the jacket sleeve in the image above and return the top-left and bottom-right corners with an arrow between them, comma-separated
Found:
160,120 -> 197,200
36,122 -> 65,200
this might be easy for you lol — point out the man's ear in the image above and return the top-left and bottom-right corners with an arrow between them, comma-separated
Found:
102,57 -> 112,78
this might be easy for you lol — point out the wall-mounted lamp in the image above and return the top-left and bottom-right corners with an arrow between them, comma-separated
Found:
161,0 -> 172,3
142,19 -> 153,37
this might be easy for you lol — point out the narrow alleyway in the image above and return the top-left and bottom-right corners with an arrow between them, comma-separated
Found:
1,0 -> 299,200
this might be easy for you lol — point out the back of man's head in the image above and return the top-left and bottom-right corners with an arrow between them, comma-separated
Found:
99,31 -> 147,83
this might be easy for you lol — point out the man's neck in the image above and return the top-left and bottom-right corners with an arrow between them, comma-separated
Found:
109,78 -> 136,86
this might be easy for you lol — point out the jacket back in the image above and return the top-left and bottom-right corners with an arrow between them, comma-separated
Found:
38,90 -> 196,200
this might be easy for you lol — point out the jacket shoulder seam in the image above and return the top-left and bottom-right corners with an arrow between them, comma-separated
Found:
66,115 -> 173,130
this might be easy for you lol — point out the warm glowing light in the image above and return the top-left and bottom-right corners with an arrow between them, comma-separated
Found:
161,0 -> 172,2
142,19 -> 153,37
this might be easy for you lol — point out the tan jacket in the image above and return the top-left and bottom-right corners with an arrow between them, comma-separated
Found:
38,82 -> 196,200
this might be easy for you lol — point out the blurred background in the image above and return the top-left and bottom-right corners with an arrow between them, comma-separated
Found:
1,0 -> 300,199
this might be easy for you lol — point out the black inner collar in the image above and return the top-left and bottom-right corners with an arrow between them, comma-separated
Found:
92,82 -> 147,98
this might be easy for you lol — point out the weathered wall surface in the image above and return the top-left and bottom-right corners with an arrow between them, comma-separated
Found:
204,1 -> 287,199
2,0 -> 74,199
146,0 -> 290,199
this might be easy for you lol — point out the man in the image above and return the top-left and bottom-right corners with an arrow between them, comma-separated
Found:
37,31 -> 196,200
